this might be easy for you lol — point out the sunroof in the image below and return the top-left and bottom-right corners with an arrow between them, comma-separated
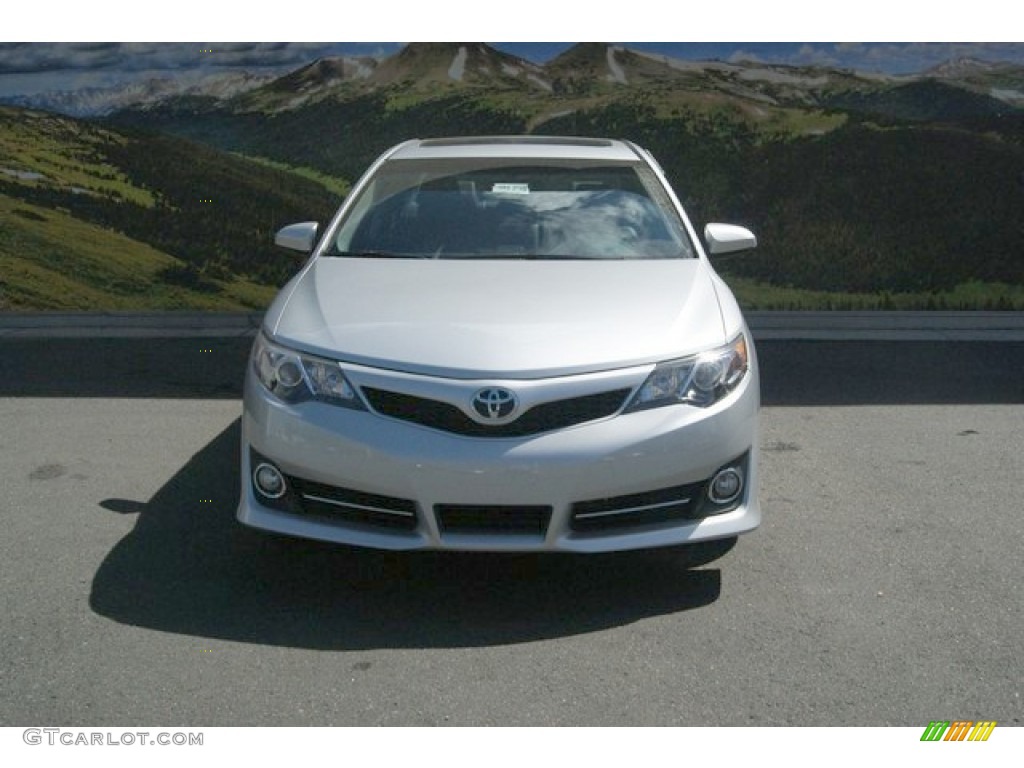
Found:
420,136 -> 614,148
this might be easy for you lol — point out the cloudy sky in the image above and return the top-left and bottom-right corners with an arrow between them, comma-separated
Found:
2,41 -> 1023,99
3,1 -> 1018,98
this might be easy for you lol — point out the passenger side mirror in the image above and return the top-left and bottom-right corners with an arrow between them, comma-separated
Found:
704,223 -> 757,256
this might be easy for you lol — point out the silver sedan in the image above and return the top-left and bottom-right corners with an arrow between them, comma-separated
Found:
238,136 -> 761,554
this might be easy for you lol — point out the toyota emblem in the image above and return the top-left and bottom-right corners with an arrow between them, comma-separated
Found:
472,387 -> 518,421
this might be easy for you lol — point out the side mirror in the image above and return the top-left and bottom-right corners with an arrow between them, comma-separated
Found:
274,221 -> 319,253
704,223 -> 757,256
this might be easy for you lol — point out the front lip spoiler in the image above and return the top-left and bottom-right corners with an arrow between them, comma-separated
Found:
239,439 -> 760,553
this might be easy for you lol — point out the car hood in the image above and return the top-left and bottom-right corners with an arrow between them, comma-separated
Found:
267,258 -> 726,379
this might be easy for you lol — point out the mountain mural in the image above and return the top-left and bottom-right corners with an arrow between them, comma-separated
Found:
2,42 -> 1023,310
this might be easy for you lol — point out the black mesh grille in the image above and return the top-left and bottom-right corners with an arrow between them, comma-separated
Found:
288,476 -> 418,530
436,505 -> 552,536
570,481 -> 706,532
362,388 -> 630,438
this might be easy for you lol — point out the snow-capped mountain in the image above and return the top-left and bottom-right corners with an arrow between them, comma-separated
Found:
4,43 -> 1024,118
4,70 -> 275,117
367,42 -> 549,91
924,56 -> 1024,107
926,56 -> 1001,79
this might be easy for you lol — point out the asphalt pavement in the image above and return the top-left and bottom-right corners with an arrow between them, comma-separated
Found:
0,315 -> 1021,726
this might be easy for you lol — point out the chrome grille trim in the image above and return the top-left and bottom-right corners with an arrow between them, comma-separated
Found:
299,493 -> 416,518
286,475 -> 418,530
573,496 -> 693,521
570,481 -> 705,532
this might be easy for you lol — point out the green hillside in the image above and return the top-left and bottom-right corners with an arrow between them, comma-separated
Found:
0,107 -> 155,206
733,123 -> 1024,293
825,79 -> 1015,122
0,193 -> 274,310
0,106 -> 340,309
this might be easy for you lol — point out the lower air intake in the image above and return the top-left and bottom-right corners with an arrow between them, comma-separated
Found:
435,504 -> 552,536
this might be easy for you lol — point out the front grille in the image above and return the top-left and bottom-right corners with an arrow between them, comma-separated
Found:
287,476 -> 418,530
436,504 -> 552,536
362,387 -> 631,438
570,481 -> 706,532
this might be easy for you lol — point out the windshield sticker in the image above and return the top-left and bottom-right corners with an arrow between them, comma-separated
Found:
491,183 -> 530,195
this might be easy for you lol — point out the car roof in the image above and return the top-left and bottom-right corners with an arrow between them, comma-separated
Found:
387,136 -> 642,162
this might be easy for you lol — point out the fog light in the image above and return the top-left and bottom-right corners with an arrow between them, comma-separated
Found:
253,462 -> 287,499
709,467 -> 743,504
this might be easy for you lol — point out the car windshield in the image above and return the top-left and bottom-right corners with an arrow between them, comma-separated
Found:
327,157 -> 695,260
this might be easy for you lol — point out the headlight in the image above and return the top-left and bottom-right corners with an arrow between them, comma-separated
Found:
251,332 -> 365,410
626,335 -> 749,411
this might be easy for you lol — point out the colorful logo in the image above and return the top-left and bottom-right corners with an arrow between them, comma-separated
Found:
920,721 -> 997,742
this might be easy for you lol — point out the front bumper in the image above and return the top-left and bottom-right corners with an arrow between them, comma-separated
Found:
237,359 -> 761,553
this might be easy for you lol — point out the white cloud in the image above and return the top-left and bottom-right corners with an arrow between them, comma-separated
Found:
794,44 -> 840,68
0,42 -> 394,77
726,50 -> 765,65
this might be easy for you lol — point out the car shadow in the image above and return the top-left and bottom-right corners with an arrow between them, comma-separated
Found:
89,419 -> 727,650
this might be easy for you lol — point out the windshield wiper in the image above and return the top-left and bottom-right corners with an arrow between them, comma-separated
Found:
327,250 -> 428,259
466,254 -> 610,261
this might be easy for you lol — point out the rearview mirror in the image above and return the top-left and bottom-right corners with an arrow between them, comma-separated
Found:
274,221 -> 319,253
704,223 -> 757,256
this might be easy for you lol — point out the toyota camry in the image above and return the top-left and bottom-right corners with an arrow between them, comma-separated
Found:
238,136 -> 761,554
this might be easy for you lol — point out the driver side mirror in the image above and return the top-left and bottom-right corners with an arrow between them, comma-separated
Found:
274,221 -> 319,253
